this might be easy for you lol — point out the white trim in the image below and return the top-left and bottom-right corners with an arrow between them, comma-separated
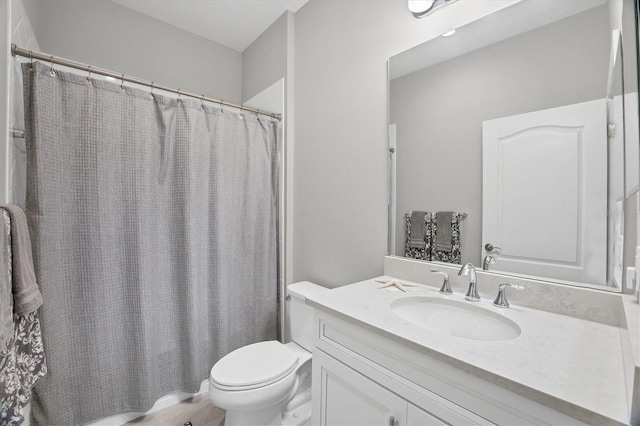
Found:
0,0 -> 10,204
284,11 -> 295,341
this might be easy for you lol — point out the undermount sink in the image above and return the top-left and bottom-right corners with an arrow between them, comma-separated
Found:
390,297 -> 521,341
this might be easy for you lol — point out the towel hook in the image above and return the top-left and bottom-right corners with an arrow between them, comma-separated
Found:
150,82 -> 155,99
48,56 -> 56,76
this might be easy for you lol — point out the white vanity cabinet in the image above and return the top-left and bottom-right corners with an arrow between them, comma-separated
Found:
314,338 -> 486,426
311,310 -> 587,426
407,404 -> 450,426
315,344 -> 477,425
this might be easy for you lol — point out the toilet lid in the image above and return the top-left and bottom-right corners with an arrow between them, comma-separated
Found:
210,341 -> 298,390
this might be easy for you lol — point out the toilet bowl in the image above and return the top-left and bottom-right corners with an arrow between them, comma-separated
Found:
209,282 -> 326,426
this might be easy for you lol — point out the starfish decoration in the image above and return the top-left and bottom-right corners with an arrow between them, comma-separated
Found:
375,278 -> 419,292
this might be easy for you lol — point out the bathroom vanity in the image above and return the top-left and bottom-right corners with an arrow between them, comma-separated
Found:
307,257 -> 640,425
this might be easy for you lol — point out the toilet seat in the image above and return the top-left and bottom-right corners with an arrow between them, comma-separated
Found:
210,341 -> 299,391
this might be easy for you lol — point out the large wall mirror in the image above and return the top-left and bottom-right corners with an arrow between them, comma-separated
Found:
388,0 -> 639,291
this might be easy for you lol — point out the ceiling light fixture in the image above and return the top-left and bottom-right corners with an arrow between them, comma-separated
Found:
408,0 -> 457,19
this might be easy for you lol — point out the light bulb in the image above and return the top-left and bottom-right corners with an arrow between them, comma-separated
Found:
408,0 -> 435,14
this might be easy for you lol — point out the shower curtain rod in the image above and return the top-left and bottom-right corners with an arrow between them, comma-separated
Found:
11,44 -> 282,121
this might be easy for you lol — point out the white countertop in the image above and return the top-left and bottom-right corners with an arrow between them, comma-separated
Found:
306,277 -> 630,425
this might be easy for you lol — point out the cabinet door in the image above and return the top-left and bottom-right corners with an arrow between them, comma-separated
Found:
314,349 -> 406,426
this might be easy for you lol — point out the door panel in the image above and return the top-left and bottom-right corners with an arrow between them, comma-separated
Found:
482,99 -> 607,284
315,350 -> 405,426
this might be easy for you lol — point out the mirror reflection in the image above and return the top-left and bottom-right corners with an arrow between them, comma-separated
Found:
389,0 -> 638,290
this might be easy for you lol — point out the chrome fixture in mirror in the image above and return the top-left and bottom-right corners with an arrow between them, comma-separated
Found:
482,255 -> 496,271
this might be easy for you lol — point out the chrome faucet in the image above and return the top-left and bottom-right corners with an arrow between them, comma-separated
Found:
482,255 -> 496,271
492,283 -> 524,308
458,263 -> 479,302
431,270 -> 452,294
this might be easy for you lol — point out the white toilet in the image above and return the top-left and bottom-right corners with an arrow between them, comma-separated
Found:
209,281 -> 326,426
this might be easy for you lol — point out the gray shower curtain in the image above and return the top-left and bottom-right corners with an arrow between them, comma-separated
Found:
22,62 -> 278,425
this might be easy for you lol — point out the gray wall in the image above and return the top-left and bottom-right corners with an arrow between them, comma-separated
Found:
241,10 -> 295,292
22,0 -> 242,103
242,12 -> 289,103
16,0 -> 520,290
293,0 -> 516,287
390,5 -> 610,265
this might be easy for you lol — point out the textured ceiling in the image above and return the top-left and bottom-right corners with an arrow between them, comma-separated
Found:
110,0 -> 308,52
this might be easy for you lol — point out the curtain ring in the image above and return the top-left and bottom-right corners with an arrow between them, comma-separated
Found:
28,50 -> 33,70
49,56 -> 56,76
219,99 -> 224,112
86,66 -> 92,85
201,94 -> 205,109
177,89 -> 181,103
150,82 -> 155,99
120,74 -> 125,91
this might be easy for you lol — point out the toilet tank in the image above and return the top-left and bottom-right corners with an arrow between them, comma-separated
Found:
287,281 -> 327,351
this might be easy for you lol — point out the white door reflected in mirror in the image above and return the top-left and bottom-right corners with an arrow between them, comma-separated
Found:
482,99 -> 607,285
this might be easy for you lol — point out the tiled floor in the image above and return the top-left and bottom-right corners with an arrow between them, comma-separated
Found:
124,394 -> 225,426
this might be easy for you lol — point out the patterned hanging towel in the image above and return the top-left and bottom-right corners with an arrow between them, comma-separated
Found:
0,208 -> 47,425
404,211 -> 432,260
430,212 -> 463,264
0,312 -> 47,426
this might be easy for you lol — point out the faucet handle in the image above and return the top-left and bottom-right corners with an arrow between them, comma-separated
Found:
431,270 -> 452,294
492,283 -> 523,308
